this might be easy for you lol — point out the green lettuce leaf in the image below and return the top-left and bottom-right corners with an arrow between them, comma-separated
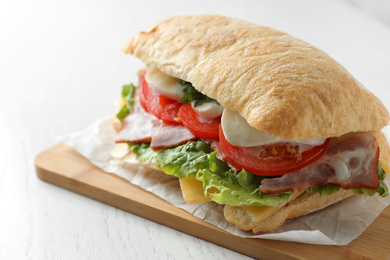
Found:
306,185 -> 341,196
178,81 -> 220,107
129,142 -> 157,163
129,141 -> 212,179
197,154 -> 291,206
116,83 -> 136,122
156,141 -> 212,179
128,141 -> 292,206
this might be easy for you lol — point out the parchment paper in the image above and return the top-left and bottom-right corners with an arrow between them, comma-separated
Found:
63,117 -> 390,245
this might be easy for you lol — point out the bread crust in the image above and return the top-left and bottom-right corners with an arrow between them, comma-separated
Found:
122,15 -> 389,140
224,189 -> 354,233
117,15 -> 390,233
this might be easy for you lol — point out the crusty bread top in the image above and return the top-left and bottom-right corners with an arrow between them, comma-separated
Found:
122,15 -> 389,140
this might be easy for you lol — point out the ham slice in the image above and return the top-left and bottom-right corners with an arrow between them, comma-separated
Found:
115,106 -> 162,143
115,90 -> 162,143
260,132 -> 380,195
151,123 -> 197,150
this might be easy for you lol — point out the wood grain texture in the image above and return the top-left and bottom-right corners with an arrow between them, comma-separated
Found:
35,143 -> 390,260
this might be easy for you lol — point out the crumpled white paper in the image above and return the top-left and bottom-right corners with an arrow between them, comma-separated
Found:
63,117 -> 390,245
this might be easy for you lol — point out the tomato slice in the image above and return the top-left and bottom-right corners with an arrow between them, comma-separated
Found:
141,78 -> 182,124
219,126 -> 330,176
178,103 -> 220,139
139,75 -> 148,110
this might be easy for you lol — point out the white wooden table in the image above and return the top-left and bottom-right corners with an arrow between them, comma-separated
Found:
1,0 -> 390,259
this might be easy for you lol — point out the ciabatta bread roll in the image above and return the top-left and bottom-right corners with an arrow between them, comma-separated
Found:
113,15 -> 390,233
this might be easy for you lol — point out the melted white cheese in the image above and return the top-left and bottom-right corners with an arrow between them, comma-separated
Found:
221,109 -> 326,147
145,67 -> 182,100
192,102 -> 224,120
328,148 -> 371,182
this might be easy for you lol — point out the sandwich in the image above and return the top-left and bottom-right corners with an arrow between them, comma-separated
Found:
111,15 -> 390,233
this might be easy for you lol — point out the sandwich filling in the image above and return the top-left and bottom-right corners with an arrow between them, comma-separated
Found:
113,67 -> 388,207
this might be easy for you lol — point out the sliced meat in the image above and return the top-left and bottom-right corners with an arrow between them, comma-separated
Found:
115,85 -> 196,147
115,92 -> 162,143
151,123 -> 197,150
260,132 -> 380,195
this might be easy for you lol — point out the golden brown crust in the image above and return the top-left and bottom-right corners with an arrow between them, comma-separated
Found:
224,189 -> 354,233
122,15 -> 389,140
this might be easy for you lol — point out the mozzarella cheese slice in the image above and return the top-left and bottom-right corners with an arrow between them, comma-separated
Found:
192,102 -> 224,120
144,67 -> 182,100
221,108 -> 326,147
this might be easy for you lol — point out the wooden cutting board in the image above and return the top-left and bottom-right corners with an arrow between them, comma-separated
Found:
35,142 -> 390,260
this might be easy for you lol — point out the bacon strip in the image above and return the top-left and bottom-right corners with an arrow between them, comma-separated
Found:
151,123 -> 197,150
260,132 -> 380,195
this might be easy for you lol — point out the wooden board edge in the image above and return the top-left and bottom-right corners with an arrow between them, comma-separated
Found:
34,143 -> 297,259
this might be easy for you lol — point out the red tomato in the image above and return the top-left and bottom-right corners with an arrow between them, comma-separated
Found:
219,126 -> 330,176
141,79 -> 182,124
178,103 -> 220,139
139,75 -> 147,110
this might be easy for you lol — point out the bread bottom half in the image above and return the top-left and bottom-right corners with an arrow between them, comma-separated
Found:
224,189 -> 353,233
